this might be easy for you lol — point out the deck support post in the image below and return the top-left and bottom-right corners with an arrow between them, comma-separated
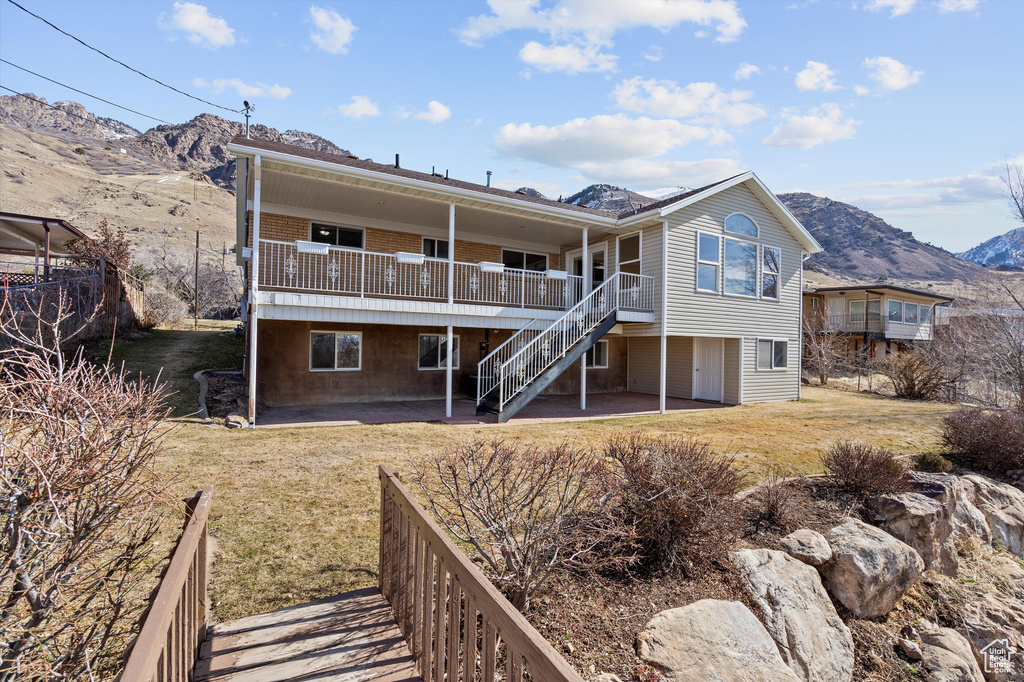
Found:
580,228 -> 588,410
445,325 -> 453,418
659,334 -> 667,414
248,154 -> 262,428
660,221 -> 669,414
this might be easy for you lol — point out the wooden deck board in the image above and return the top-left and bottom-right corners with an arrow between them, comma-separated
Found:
194,587 -> 421,682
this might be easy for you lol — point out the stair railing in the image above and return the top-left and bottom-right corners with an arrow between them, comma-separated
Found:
496,274 -> 620,413
476,320 -> 541,406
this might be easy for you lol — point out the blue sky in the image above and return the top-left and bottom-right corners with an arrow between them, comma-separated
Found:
1,0 -> 1021,252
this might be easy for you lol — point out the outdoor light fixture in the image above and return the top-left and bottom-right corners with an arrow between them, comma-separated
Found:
479,261 -> 505,273
296,240 -> 329,255
395,252 -> 426,265
545,269 -> 568,280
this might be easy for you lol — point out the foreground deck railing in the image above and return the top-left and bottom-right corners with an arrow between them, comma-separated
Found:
379,467 -> 585,682
119,487 -> 212,682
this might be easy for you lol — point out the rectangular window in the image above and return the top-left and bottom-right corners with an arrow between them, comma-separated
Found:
310,222 -> 364,249
905,302 -> 919,324
418,334 -> 460,370
422,238 -> 449,259
617,233 -> 641,274
696,233 -> 720,292
502,249 -> 548,272
757,338 -> 789,370
761,246 -> 781,299
310,331 -> 361,371
723,238 -> 757,297
585,340 -> 609,368
810,298 -> 819,309
920,305 -> 932,324
888,300 -> 903,323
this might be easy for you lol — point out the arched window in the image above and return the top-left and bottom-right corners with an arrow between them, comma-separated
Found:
724,213 -> 758,237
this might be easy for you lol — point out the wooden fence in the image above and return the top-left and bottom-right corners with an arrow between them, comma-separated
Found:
378,466 -> 585,682
119,487 -> 213,682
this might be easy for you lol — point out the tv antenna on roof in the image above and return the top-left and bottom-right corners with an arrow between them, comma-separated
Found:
242,100 -> 255,138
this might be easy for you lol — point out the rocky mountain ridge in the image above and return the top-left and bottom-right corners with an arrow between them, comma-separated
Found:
957,226 -> 1024,269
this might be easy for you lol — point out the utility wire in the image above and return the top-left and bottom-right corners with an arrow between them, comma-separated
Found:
0,86 -> 115,125
1,59 -> 171,124
4,0 -> 240,114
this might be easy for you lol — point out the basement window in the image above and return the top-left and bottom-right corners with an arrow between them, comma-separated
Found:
418,334 -> 460,370
757,338 -> 788,370
585,341 -> 609,369
502,249 -> 548,272
423,238 -> 449,259
310,331 -> 361,371
310,222 -> 363,249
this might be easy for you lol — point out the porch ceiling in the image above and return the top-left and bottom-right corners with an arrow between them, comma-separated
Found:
255,164 -> 609,249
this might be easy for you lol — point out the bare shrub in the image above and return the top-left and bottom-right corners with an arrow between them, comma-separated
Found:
150,241 -> 240,319
413,440 -> 635,611
0,288 -> 173,679
820,440 -> 911,497
605,433 -> 743,576
802,311 -> 846,386
750,465 -> 803,528
143,281 -> 188,328
66,218 -> 133,269
941,408 -> 1024,475
916,452 -> 953,473
874,347 -> 955,401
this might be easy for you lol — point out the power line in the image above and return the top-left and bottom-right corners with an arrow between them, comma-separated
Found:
1,59 -> 171,125
4,0 -> 240,114
0,86 -> 114,125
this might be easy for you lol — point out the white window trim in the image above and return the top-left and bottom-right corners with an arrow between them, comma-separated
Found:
722,236 -> 759,299
756,337 -> 789,371
810,298 -> 820,309
417,333 -> 460,371
616,232 -> 642,274
903,301 -> 920,324
309,221 -> 365,250
760,245 -> 781,301
887,298 -> 904,323
422,237 -> 449,260
724,211 -> 760,238
586,340 -> 609,369
695,230 -> 721,294
501,248 -> 548,272
309,330 -> 363,372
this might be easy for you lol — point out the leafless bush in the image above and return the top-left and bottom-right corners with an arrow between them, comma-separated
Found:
66,218 -> 132,269
150,241 -> 240,319
941,408 -> 1024,475
414,440 -> 636,611
0,289 -> 173,680
605,433 -> 743,576
821,440 -> 911,497
874,347 -> 955,401
750,465 -> 804,528
143,281 -> 188,328
802,312 -> 847,385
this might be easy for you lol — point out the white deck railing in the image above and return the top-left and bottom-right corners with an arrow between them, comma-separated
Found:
825,313 -> 934,341
258,240 -> 585,310
476,321 -> 542,405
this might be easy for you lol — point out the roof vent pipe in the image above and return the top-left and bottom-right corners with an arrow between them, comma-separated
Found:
486,170 -> 492,187
395,154 -> 400,169
445,169 -> 449,179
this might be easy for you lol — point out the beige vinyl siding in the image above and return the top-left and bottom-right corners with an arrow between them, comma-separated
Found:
723,338 -> 741,404
743,335 -> 799,402
621,221 -> 664,336
627,336 -> 692,398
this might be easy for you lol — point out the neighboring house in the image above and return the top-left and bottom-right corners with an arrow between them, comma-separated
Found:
802,284 -> 953,360
228,136 -> 822,425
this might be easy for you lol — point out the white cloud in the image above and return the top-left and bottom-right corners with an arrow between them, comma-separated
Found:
309,5 -> 356,54
863,0 -> 917,16
519,41 -> 616,74
864,56 -> 923,90
854,85 -> 871,96
575,158 -> 745,187
643,45 -> 664,62
193,77 -> 290,99
413,101 -> 451,124
335,95 -> 379,118
734,63 -> 760,80
494,114 -> 711,167
612,77 -> 766,127
162,2 -> 235,48
762,103 -> 860,149
795,61 -> 839,91
937,0 -> 980,12
841,168 -> 1004,203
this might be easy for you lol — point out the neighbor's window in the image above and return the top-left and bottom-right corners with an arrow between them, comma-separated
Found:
725,213 -> 758,237
586,340 -> 609,368
757,339 -> 788,370
617,233 -> 641,274
761,246 -> 781,299
502,249 -> 548,272
311,222 -> 363,249
423,238 -> 449,259
697,233 -> 720,292
724,238 -> 757,297
810,298 -> 820,309
920,304 -> 932,324
888,300 -> 903,323
310,331 -> 361,371
418,334 -> 460,370
904,302 -> 919,324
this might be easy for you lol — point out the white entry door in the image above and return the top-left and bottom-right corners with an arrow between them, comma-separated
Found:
693,337 -> 724,402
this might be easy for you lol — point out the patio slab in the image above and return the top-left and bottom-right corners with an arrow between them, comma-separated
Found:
256,392 -> 727,428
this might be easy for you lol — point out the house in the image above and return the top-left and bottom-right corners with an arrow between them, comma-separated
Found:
227,136 -> 822,425
802,284 -> 953,361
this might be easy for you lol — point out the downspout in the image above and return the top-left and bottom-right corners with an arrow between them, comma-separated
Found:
42,220 -> 51,282
799,251 -> 810,400
660,221 -> 668,414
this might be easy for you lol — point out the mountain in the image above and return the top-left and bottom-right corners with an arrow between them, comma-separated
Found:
778,192 -> 981,282
565,184 -> 658,215
957,227 -> 1024,269
514,187 -> 546,198
0,93 -> 348,189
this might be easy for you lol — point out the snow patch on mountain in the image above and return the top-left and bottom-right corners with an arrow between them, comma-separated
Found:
957,227 -> 1024,268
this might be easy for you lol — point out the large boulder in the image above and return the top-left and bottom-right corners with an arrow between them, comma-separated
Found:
910,472 -> 991,544
820,518 -> 925,618
919,628 -> 985,682
636,600 -> 801,682
962,475 -> 1024,557
962,590 -> 1024,682
867,492 -> 958,575
779,529 -> 832,567
731,549 -> 854,682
